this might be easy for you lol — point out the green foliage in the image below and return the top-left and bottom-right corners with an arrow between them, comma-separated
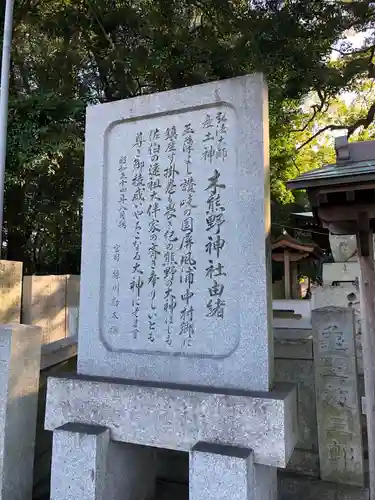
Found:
1,0 -> 375,272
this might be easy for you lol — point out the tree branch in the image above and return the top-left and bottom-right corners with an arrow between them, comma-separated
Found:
293,106 -> 320,133
347,101 -> 375,137
293,89 -> 327,133
296,124 -> 348,151
296,100 -> 375,151
332,44 -> 375,57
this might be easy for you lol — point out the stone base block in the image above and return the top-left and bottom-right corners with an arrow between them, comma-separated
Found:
51,423 -> 156,500
190,442 -> 277,500
0,324 -> 41,500
45,375 -> 298,468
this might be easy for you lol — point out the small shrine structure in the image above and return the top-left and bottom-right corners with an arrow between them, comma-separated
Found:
272,233 -> 322,299
287,135 -> 375,500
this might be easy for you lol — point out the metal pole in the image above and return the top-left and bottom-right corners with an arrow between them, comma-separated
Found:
0,0 -> 15,253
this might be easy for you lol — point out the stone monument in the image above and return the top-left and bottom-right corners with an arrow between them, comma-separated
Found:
45,74 -> 297,500
312,306 -> 363,486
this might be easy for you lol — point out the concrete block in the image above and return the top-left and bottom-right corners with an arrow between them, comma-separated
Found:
45,375 -> 298,468
190,442 -> 277,500
0,324 -> 41,500
79,74 -> 273,391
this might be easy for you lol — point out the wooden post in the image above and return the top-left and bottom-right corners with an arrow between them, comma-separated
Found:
356,212 -> 375,500
291,262 -> 299,299
284,250 -> 291,299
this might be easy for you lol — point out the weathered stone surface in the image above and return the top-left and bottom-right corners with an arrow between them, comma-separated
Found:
275,359 -> 317,451
45,375 -> 298,468
312,307 -> 364,486
51,423 -> 156,500
0,324 -> 41,500
79,74 -> 273,391
274,339 -> 313,360
190,442 -> 277,500
312,283 -> 361,332
190,443 -> 253,500
278,473 -> 369,500
312,283 -> 363,374
0,260 -> 22,324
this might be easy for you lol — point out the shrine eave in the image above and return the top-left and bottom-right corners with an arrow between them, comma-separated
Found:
271,233 -> 322,259
287,159 -> 375,191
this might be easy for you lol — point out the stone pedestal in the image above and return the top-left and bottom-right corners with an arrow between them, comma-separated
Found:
45,375 -> 297,500
45,75 -> 297,500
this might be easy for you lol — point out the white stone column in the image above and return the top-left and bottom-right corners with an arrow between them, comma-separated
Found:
189,442 -> 277,500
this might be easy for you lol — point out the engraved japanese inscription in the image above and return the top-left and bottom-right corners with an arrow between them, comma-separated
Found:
312,308 -> 363,486
101,106 -> 238,354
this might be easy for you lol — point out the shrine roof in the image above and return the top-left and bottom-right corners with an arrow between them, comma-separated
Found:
287,159 -> 375,191
271,233 -> 322,257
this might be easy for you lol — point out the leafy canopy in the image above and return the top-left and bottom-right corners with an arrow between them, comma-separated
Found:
1,0 -> 375,271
